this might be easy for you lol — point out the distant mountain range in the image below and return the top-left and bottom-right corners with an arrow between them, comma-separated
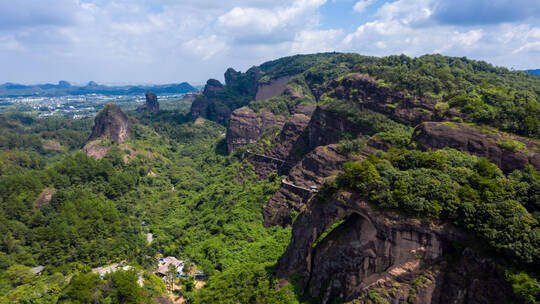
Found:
525,69 -> 540,77
0,81 -> 196,97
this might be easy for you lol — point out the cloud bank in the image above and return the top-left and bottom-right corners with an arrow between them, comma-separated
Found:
0,0 -> 538,84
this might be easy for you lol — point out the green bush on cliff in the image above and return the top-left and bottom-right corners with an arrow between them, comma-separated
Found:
506,271 -> 540,304
497,139 -> 527,152
335,148 -> 540,267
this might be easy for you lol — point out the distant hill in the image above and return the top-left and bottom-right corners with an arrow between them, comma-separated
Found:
0,81 -> 196,97
525,69 -> 540,77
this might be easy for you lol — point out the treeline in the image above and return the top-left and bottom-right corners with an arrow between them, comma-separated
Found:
241,53 -> 540,138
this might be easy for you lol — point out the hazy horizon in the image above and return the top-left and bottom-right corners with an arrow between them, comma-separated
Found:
1,0 -> 539,85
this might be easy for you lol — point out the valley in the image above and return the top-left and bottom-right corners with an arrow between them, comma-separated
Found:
0,53 -> 539,304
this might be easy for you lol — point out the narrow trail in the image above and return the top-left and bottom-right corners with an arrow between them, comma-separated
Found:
281,179 -> 317,193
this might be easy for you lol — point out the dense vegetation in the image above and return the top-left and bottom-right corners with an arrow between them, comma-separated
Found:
241,53 -> 540,138
0,52 -> 538,303
0,108 -> 295,303
327,148 -> 540,302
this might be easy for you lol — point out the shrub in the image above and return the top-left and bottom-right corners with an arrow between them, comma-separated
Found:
497,139 -> 527,152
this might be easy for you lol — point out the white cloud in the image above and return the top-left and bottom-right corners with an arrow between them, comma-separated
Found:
291,29 -> 343,53
0,35 -> 24,51
216,0 -> 327,44
184,35 -> 229,60
0,0 -> 538,84
353,0 -> 375,14
342,0 -> 540,69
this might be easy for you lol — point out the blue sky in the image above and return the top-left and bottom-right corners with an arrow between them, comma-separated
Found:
0,0 -> 538,84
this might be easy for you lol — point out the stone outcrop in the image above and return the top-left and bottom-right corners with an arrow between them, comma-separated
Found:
226,107 -> 285,153
323,73 -> 463,126
34,188 -> 57,209
224,68 -> 241,86
137,91 -> 159,112
414,122 -> 540,172
190,96 -> 212,118
245,66 -> 263,96
241,114 -> 311,179
255,76 -> 293,101
265,114 -> 311,162
306,107 -> 368,150
88,103 -> 129,143
203,79 -> 224,99
190,79 -> 231,124
263,145 -> 364,227
277,191 -> 519,304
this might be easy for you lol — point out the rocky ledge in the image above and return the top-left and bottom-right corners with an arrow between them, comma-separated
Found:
263,145 -> 369,227
277,191 -> 519,304
226,107 -> 285,153
414,122 -> 540,172
323,73 -> 463,125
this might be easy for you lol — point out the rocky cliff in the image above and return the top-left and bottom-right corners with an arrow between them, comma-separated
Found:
414,122 -> 540,172
137,91 -> 159,112
322,74 -> 463,125
226,107 -> 285,153
88,103 -> 129,143
190,67 -> 262,124
263,145 -> 367,227
189,79 -> 227,123
276,191 -> 520,304
255,76 -> 293,101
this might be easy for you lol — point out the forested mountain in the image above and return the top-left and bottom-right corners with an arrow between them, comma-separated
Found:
0,81 -> 196,97
1,53 -> 539,303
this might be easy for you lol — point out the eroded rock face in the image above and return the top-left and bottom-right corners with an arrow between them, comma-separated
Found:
34,188 -> 57,209
226,107 -> 285,153
224,68 -> 241,86
146,91 -> 159,112
243,114 -> 311,179
137,91 -> 159,112
190,78 -> 237,124
89,103 -> 129,143
246,66 -> 263,96
307,107 -> 367,150
414,122 -> 540,172
323,73 -> 463,126
255,76 -> 293,101
263,145 -> 359,227
190,97 -> 212,118
266,114 -> 311,161
277,192 -> 518,304
203,79 -> 224,99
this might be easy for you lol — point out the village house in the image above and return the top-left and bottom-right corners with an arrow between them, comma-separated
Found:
156,256 -> 184,276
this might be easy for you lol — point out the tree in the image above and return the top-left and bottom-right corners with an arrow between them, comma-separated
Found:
110,270 -> 143,304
